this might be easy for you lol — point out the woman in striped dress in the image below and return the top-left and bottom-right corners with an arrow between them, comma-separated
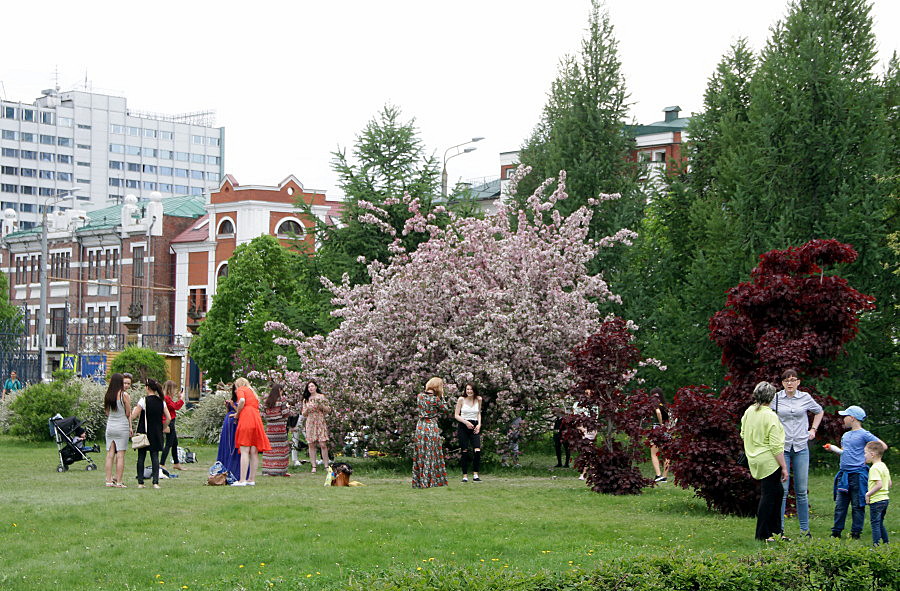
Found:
412,377 -> 448,489
262,384 -> 291,477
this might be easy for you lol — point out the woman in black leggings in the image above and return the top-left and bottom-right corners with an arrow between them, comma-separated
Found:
454,383 -> 483,482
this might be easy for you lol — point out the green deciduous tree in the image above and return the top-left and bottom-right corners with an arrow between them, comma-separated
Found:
189,235 -> 303,383
108,346 -> 168,384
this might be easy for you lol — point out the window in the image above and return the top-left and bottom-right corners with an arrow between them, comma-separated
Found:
192,135 -> 203,145
39,170 -> 55,179
39,188 -> 54,196
56,154 -> 72,164
159,166 -> 173,176
190,170 -> 204,180
159,183 -> 173,193
40,111 -> 54,124
58,172 -> 73,182
40,134 -> 55,145
143,129 -> 156,138
109,306 -> 118,334
109,160 -> 124,170
1,184 -> 17,193
2,106 -> 16,119
76,143 -> 91,150
125,179 -> 139,189
217,219 -> 235,235
21,168 -> 36,177
127,126 -> 140,136
1,166 -> 17,175
97,306 -> 105,332
206,155 -> 220,165
21,150 -> 37,160
174,185 -> 188,194
109,143 -> 125,153
77,161 -> 90,167
21,203 -> 35,212
208,137 -> 220,147
207,172 -> 219,181
21,185 -> 36,195
217,263 -> 228,281
51,308 -> 65,340
22,109 -> 35,122
111,124 -> 125,134
1,148 -> 18,158
126,145 -> 140,156
1,130 -> 16,140
159,150 -> 174,159
142,181 -> 157,191
142,164 -> 156,174
189,288 -> 207,313
159,131 -> 173,140
86,306 -> 93,333
190,153 -> 204,164
40,152 -> 54,162
76,179 -> 90,185
133,246 -> 145,278
109,178 -> 122,187
190,186 -> 203,195
58,117 -> 74,127
57,137 -> 72,147
127,162 -> 141,172
144,148 -> 157,158
277,219 -> 304,236
174,168 -> 188,178
77,123 -> 91,130
20,132 -> 34,142
174,151 -> 189,162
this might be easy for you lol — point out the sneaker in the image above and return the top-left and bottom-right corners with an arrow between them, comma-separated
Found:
657,477 -> 667,483
231,481 -> 247,487
293,461 -> 303,467
473,476 -> 481,482
152,484 -> 161,489
801,531 -> 812,539
137,484 -> 146,489
247,481 -> 256,486
462,477 -> 468,483
653,475 -> 664,482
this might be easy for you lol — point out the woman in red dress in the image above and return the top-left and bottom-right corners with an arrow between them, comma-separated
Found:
232,377 -> 271,486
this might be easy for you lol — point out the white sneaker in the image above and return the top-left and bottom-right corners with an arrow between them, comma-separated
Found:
247,481 -> 256,486
293,461 -> 303,467
231,481 -> 247,486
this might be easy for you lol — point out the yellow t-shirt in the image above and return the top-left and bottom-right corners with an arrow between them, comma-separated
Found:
740,404 -> 786,480
868,461 -> 891,503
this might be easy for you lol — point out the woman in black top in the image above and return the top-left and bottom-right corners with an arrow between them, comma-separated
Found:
649,387 -> 670,483
130,378 -> 171,488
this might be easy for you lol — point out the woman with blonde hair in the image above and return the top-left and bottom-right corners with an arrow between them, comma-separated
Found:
232,377 -> 271,486
740,381 -> 789,542
412,377 -> 448,488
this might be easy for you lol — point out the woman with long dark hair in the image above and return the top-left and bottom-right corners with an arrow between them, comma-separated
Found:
302,380 -> 330,473
160,380 -> 185,472
103,372 -> 132,487
262,384 -> 291,477
649,387 -> 671,483
215,383 -> 241,478
740,381 -> 788,541
130,378 -> 171,489
454,383 -> 483,482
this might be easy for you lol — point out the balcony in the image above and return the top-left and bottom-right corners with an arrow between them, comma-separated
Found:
69,333 -> 125,353
141,334 -> 182,354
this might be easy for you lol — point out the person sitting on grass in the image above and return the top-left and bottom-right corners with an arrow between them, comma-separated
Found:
824,405 -> 888,539
864,441 -> 891,547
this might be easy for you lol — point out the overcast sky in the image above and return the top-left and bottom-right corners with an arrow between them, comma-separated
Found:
2,0 -> 897,199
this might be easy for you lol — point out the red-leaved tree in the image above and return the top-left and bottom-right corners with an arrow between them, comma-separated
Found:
567,316 -> 660,495
662,239 -> 875,515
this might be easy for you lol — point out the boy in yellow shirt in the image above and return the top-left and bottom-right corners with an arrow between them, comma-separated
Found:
864,441 -> 891,546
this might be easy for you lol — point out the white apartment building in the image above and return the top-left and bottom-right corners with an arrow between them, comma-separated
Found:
0,88 -> 224,233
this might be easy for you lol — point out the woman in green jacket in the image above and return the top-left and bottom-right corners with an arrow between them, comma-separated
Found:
740,381 -> 789,542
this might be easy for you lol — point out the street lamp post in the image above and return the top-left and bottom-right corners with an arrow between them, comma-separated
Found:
441,137 -> 485,198
38,188 -> 79,381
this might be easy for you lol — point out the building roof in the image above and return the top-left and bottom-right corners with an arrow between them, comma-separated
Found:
469,178 -> 501,200
170,214 -> 210,244
3,194 -> 206,239
627,117 -> 691,137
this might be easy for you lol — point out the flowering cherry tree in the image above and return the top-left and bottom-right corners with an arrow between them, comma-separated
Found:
264,168 -> 637,454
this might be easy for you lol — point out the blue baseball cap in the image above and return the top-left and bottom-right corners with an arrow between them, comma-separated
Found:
838,405 -> 866,421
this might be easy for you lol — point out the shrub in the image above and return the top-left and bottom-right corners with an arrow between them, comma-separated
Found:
178,390 -> 228,444
74,378 -> 109,442
344,540 -> 898,591
108,347 -> 168,383
9,381 -> 80,440
0,388 -> 24,434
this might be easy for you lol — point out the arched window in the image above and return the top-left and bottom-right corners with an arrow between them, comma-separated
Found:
217,218 -> 235,236
217,263 -> 228,281
276,219 -> 304,237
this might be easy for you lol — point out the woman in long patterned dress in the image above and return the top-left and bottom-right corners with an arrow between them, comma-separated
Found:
302,381 -> 330,473
262,384 -> 291,477
412,377 -> 448,488
232,377 -> 271,486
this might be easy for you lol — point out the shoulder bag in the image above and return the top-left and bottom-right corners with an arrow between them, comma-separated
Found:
131,404 -> 150,449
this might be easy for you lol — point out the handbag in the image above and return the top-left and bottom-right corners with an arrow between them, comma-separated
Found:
736,451 -> 749,469
207,472 -> 228,486
131,404 -> 150,449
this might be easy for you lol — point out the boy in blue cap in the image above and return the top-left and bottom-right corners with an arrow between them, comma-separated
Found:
824,405 -> 888,539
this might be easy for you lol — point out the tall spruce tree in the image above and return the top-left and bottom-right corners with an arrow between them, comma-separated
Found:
516,0 -> 641,275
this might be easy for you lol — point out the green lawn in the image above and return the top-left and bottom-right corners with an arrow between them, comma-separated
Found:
0,436 -> 888,590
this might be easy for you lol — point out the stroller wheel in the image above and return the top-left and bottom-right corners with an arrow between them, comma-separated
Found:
86,464 -> 97,471
57,465 -> 66,473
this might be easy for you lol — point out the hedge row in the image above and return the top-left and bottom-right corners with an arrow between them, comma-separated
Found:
345,540 -> 898,591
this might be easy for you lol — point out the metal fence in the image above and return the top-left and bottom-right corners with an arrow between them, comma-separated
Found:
0,308 -> 40,385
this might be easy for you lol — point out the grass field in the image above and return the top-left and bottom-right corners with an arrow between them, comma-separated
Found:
0,435 -> 891,590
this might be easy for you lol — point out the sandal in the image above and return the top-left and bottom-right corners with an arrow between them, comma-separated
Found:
114,482 -> 127,488
311,467 -> 317,474
105,481 -> 115,487
137,484 -> 146,489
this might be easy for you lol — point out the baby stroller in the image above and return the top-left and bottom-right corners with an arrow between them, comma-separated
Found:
49,414 -> 99,472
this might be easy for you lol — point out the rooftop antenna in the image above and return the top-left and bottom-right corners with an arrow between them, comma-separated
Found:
53,66 -> 60,92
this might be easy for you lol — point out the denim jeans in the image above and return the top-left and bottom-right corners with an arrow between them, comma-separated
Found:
781,447 -> 810,532
869,500 -> 889,545
832,472 -> 865,537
